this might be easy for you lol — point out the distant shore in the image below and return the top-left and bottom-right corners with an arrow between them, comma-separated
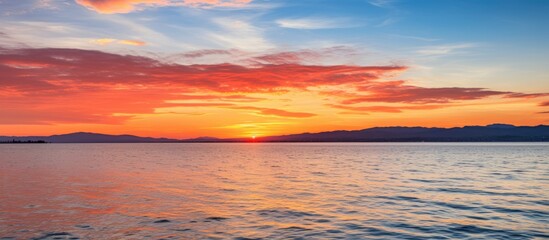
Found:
0,140 -> 47,144
1,124 -> 548,143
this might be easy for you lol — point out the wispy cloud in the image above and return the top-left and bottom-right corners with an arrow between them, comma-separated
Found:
92,38 -> 116,45
369,0 -> 396,8
183,0 -> 253,8
177,49 -> 235,59
75,0 -> 254,14
0,0 -> 60,16
245,46 -> 358,65
93,38 -> 146,46
91,14 -> 198,50
390,34 -> 439,42
0,31 -> 29,48
0,18 -> 175,51
276,17 -> 357,30
165,46 -> 359,66
207,18 -> 274,51
320,81 -> 547,105
34,0 -> 59,10
416,43 -> 477,56
118,39 -> 146,46
376,17 -> 398,27
230,106 -> 316,118
327,103 -> 446,113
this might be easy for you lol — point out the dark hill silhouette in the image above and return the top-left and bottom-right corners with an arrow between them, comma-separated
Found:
254,124 -> 549,142
0,132 -> 179,143
1,124 -> 548,143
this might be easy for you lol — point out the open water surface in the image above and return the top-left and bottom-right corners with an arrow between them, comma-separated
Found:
0,143 -> 548,239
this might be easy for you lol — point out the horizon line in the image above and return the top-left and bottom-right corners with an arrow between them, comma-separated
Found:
1,123 -> 548,140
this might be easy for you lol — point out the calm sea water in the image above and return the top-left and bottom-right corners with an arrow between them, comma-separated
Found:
0,143 -> 548,240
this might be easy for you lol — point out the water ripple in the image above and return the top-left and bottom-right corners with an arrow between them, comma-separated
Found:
1,143 -> 547,239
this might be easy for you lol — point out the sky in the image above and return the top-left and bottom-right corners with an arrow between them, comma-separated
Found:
0,0 -> 548,138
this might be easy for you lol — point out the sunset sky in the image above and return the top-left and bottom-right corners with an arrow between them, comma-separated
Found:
1,0 -> 548,138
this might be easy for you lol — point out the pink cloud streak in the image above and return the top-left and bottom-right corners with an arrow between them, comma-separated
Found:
75,0 -> 253,13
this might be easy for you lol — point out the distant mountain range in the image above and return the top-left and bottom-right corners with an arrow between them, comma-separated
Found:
256,124 -> 549,142
1,124 -> 548,143
0,132 -> 178,143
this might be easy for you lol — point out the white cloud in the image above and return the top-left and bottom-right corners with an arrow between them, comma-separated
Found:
34,0 -> 60,10
369,0 -> 396,8
276,17 -> 356,30
416,43 -> 478,56
377,17 -> 398,27
207,18 -> 274,51
391,34 -> 439,42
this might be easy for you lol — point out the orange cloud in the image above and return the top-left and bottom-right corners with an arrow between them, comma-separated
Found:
92,38 -> 146,46
0,47 -> 395,124
174,94 -> 265,102
230,106 -> 316,118
326,104 -> 446,113
93,38 -> 117,45
344,81 -> 522,104
76,0 -> 156,13
118,40 -> 146,46
0,47 -> 546,127
76,0 -> 253,13
0,47 -> 403,93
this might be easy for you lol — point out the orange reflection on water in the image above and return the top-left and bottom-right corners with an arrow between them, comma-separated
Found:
1,143 -> 548,239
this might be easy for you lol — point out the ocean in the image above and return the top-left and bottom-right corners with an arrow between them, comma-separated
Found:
1,143 -> 548,239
